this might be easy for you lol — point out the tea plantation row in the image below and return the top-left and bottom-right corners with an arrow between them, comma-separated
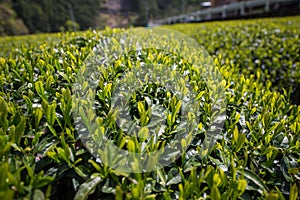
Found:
0,16 -> 299,199
166,17 -> 300,105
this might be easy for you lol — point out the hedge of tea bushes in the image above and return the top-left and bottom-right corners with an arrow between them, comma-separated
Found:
166,16 -> 300,105
0,17 -> 299,200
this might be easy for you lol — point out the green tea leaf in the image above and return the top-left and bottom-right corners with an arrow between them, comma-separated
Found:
34,108 -> 43,128
35,81 -> 45,98
138,127 -> 149,139
290,183 -> 298,200
0,97 -> 8,129
211,186 -> 221,200
46,102 -> 56,127
242,169 -> 269,194
33,176 -> 54,189
32,189 -> 45,200
74,176 -> 102,200
15,117 -> 26,145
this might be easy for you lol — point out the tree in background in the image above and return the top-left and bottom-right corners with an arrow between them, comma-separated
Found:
62,20 -> 80,32
12,0 -> 103,33
0,0 -> 28,36
12,0 -> 50,33
130,0 -> 158,26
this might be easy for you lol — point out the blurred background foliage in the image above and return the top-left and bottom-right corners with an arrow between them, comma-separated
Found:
0,0 -> 207,36
11,0 -> 102,33
0,0 -> 29,35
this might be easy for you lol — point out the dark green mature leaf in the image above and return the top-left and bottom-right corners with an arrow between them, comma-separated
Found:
0,97 -> 8,129
241,169 -> 269,194
15,117 -> 26,145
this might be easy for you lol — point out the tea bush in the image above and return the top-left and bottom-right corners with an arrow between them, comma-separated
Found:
0,17 -> 299,200
166,17 -> 300,105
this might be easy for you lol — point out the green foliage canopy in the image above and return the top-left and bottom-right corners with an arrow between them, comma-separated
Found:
0,16 -> 299,199
12,0 -> 103,33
